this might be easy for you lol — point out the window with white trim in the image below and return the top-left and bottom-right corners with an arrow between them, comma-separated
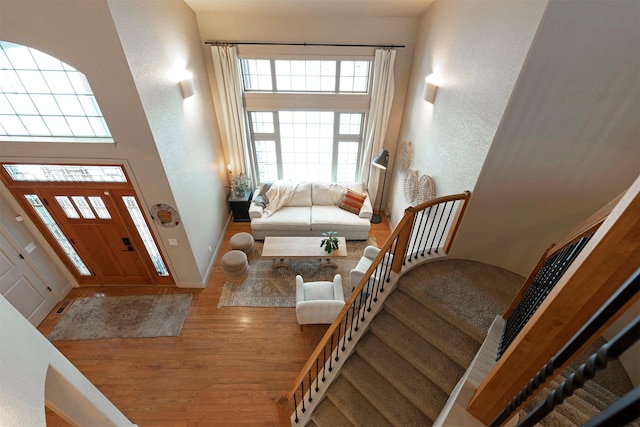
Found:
0,41 -> 113,142
240,56 -> 371,184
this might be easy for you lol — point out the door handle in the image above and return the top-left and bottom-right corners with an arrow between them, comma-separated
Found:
123,246 -> 134,252
122,237 -> 131,246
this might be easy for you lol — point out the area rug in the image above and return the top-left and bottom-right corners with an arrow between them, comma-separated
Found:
217,238 -> 376,308
48,294 -> 192,341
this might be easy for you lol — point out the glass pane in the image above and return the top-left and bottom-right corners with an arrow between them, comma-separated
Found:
241,59 -> 272,91
336,141 -> 359,183
250,111 -> 274,134
3,164 -> 128,182
88,196 -> 111,219
339,113 -> 362,135
254,140 -> 278,183
20,115 -> 50,136
71,196 -> 95,219
54,196 -> 80,219
274,60 -> 336,92
121,196 -> 169,276
24,194 -> 91,276
339,60 -> 370,92
0,41 -> 112,141
279,110 -> 333,182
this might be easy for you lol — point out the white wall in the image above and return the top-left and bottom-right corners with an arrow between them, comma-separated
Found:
0,296 -> 134,426
0,0 -> 227,287
452,0 -> 640,276
192,11 -> 420,202
389,0 -> 547,225
108,0 -> 228,285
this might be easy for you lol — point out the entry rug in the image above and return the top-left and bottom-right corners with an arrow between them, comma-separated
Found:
48,294 -> 192,341
217,238 -> 376,308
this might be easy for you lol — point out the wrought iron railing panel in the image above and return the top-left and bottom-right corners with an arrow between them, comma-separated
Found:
497,233 -> 595,360
490,268 -> 639,427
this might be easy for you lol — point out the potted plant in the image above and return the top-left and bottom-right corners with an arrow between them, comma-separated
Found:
231,173 -> 250,197
320,231 -> 340,254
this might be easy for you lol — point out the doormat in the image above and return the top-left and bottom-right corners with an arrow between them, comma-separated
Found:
48,294 -> 192,341
217,238 -> 376,308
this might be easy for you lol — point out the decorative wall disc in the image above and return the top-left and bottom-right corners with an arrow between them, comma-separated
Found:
416,174 -> 436,204
404,169 -> 418,204
150,203 -> 180,227
397,141 -> 412,173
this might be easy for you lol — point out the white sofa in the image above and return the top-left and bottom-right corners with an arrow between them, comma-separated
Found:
249,181 -> 372,240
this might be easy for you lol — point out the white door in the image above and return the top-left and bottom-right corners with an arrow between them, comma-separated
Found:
0,230 -> 58,327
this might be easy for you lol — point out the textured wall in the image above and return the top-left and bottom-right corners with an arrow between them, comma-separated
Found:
389,0 -> 547,225
0,297 -> 133,425
452,0 -> 640,276
108,0 -> 228,284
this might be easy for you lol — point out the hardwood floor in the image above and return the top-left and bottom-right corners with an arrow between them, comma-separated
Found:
39,218 -> 392,427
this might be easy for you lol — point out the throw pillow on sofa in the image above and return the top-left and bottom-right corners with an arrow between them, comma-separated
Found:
339,188 -> 367,214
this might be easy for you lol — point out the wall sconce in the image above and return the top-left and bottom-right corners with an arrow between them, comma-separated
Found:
423,74 -> 438,104
179,71 -> 195,99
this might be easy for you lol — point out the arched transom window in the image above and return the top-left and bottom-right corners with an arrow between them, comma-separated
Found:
0,41 -> 113,142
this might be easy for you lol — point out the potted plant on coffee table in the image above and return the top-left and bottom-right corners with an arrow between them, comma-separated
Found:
320,231 -> 340,254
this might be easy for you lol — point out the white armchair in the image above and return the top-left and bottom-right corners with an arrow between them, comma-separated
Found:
349,246 -> 394,291
295,274 -> 345,328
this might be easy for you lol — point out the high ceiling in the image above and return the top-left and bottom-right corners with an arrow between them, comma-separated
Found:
184,0 -> 434,17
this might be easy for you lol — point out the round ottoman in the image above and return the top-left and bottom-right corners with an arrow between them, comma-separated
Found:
230,232 -> 255,259
222,250 -> 248,284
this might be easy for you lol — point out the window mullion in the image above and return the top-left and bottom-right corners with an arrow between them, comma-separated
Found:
270,60 -> 277,91
273,111 -> 283,180
332,112 -> 340,182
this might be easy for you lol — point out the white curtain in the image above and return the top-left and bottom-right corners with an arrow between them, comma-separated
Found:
361,48 -> 396,207
210,45 -> 254,183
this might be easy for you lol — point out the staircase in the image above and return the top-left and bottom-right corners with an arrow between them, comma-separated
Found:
304,259 -> 636,427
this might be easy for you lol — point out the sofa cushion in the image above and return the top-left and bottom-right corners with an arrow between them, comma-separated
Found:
312,182 -> 345,205
311,206 -> 370,232
303,281 -> 336,301
287,182 -> 312,207
250,206 -> 311,232
339,189 -> 367,214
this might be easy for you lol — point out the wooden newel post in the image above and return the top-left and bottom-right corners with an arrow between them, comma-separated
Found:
276,396 -> 292,426
392,208 -> 416,273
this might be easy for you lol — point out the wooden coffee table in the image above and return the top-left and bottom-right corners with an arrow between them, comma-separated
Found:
262,236 -> 347,270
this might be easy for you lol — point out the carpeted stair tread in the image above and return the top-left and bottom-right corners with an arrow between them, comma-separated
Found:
309,397 -> 354,427
369,309 -> 465,393
356,333 -> 448,421
384,288 -> 481,367
341,353 -> 433,426
327,376 -> 392,427
398,259 -> 523,341
398,283 -> 486,343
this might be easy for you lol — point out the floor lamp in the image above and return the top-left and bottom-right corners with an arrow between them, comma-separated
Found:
370,149 -> 389,224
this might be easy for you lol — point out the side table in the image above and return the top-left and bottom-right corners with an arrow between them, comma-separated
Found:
229,191 -> 252,222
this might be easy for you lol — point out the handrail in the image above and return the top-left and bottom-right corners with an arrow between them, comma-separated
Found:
490,268 -> 639,427
276,191 -> 471,426
468,175 -> 640,424
501,189 -> 624,345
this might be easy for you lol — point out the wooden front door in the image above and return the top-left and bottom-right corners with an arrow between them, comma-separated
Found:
7,185 -> 172,286
0,163 -> 173,286
38,187 -> 158,285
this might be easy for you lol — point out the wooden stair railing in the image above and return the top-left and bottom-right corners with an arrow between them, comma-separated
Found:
468,176 -> 640,424
276,191 -> 471,426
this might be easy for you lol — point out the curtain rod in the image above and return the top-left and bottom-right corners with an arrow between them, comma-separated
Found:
205,41 -> 404,48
